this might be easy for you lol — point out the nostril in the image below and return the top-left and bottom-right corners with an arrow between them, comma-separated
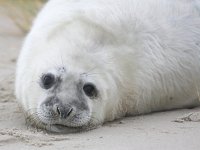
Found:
55,106 -> 74,118
66,108 -> 73,117
56,106 -> 61,115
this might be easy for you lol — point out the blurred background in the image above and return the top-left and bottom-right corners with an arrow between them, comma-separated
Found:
0,0 -> 48,117
0,0 -> 46,34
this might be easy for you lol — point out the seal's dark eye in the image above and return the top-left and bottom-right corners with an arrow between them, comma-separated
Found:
41,73 -> 55,89
83,83 -> 98,98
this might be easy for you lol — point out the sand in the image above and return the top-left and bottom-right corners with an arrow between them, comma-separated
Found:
0,12 -> 200,150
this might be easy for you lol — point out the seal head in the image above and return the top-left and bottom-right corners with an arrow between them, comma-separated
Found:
37,67 -> 99,131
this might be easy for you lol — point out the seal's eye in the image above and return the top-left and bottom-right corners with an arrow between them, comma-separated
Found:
83,83 -> 98,98
41,73 -> 55,89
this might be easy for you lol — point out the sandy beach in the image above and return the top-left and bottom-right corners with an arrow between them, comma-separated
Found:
1,11 -> 200,150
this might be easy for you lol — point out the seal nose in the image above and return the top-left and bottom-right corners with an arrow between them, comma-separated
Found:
54,104 -> 73,119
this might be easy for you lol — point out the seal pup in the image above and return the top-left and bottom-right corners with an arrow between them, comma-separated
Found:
15,0 -> 200,132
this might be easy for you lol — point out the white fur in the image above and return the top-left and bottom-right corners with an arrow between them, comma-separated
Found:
16,0 -> 200,129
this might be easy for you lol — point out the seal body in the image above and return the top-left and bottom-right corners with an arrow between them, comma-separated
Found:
15,0 -> 200,132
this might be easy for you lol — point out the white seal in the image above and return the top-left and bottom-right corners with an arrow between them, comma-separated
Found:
15,0 -> 200,132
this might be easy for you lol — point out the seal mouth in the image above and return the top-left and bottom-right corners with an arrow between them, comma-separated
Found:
34,109 -> 92,132
24,108 -> 93,133
26,116 -> 92,133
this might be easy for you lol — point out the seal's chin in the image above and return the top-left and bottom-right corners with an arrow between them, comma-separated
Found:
39,120 -> 97,133
44,124 -> 86,133
47,122 -> 95,133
